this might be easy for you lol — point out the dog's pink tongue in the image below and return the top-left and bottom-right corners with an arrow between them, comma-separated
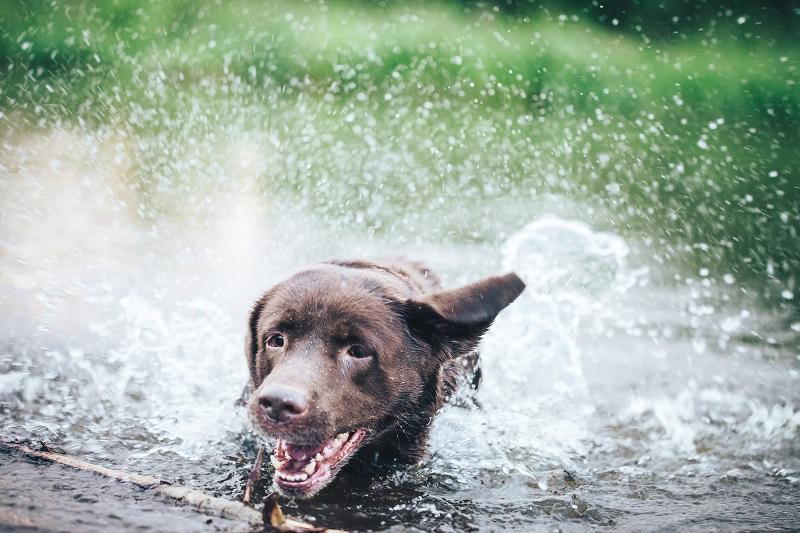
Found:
283,441 -> 326,462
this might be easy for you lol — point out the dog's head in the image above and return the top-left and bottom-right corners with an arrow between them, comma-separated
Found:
245,260 -> 524,498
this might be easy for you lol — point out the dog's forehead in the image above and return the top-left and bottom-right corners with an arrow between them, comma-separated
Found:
259,265 -> 410,335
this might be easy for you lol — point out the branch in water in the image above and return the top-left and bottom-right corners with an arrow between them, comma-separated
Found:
1,441 -> 347,533
244,446 -> 265,506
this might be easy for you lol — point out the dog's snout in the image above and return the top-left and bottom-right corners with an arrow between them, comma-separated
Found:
258,386 -> 309,424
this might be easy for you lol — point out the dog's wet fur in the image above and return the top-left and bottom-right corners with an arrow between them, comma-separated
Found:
245,258 -> 525,498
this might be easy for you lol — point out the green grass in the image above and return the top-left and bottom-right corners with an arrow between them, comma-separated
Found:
2,0 -> 797,119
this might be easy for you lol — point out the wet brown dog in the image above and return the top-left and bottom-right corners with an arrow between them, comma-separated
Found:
245,258 -> 525,498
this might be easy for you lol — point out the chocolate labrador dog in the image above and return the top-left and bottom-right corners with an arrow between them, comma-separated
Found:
245,258 -> 524,498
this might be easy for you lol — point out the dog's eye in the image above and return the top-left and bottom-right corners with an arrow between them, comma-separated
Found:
347,345 -> 369,359
266,334 -> 284,348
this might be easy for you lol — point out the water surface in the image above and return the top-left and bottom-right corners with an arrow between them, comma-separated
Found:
1,2 -> 799,531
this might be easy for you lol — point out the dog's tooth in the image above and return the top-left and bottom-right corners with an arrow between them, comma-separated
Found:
270,454 -> 286,470
297,472 -> 308,481
304,459 -> 316,476
322,445 -> 333,458
314,453 -> 323,462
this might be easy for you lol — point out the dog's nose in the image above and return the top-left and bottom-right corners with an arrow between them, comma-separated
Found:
257,387 -> 309,424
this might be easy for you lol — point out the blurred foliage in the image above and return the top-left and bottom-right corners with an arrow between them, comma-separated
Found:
0,0 -> 798,307
459,0 -> 799,39
0,1 -> 795,124
1,0 -> 797,117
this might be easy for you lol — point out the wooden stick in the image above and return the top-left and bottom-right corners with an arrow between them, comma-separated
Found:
243,446 -> 265,506
1,441 -> 347,532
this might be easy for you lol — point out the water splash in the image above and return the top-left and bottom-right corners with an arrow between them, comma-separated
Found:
430,217 -> 649,485
88,294 -> 250,461
1,292 -> 249,466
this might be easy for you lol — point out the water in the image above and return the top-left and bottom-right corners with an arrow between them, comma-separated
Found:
1,1 -> 799,531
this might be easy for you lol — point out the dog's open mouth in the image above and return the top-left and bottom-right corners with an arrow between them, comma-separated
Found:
270,428 -> 367,495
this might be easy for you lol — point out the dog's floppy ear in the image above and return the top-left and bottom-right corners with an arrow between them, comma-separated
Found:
245,297 -> 267,385
404,273 -> 525,341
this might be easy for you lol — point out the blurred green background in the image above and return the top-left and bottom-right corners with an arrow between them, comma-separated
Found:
1,0 -> 798,309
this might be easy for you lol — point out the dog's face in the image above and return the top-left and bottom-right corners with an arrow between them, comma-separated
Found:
245,261 -> 524,498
